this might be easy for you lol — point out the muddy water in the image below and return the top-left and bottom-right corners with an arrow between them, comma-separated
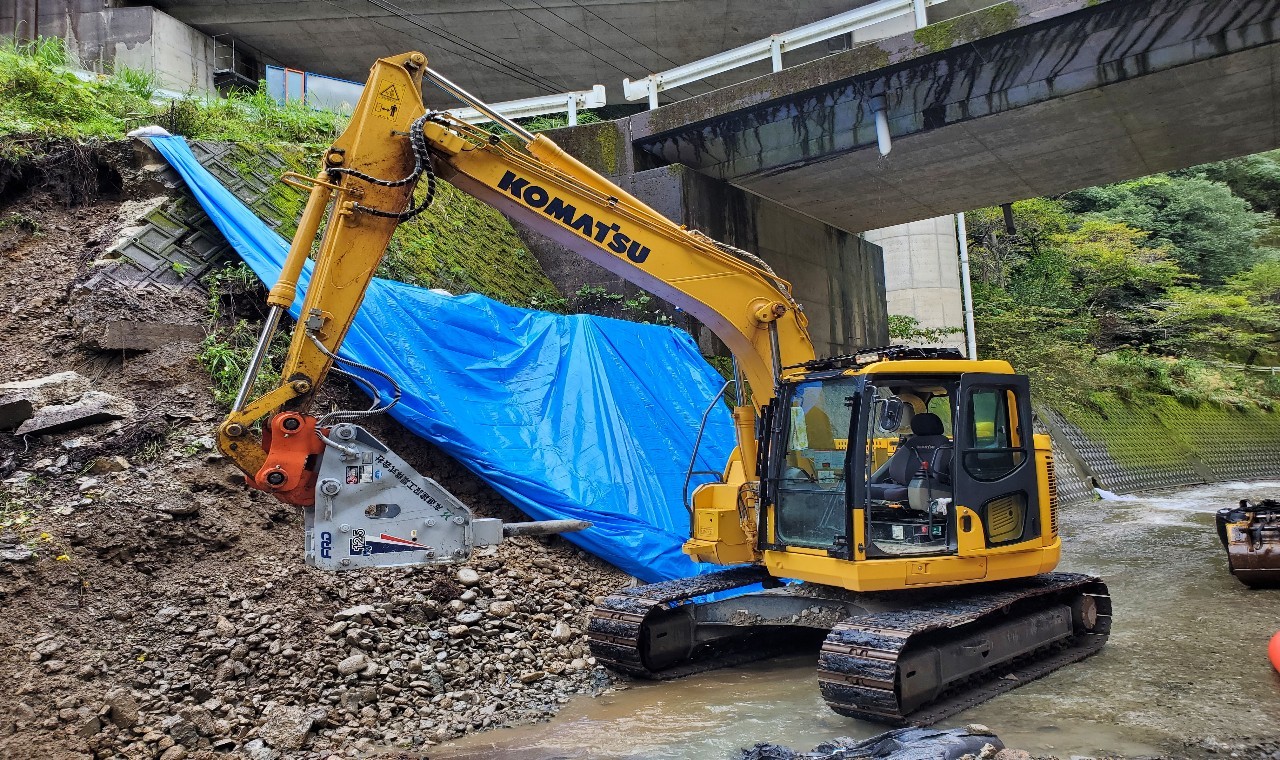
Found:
437,481 -> 1280,759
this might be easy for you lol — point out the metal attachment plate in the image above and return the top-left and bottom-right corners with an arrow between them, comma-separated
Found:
305,424 -> 485,570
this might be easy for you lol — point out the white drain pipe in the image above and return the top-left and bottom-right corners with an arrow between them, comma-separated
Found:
956,212 -> 977,359
869,95 -> 892,156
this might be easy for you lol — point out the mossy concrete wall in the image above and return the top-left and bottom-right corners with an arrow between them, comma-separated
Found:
1045,395 -> 1280,504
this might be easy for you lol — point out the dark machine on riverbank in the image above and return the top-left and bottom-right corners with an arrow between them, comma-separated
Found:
1216,499 -> 1280,587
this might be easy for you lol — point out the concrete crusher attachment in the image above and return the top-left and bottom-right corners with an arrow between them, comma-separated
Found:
1217,500 -> 1280,588
304,421 -> 588,571
588,569 -> 1111,725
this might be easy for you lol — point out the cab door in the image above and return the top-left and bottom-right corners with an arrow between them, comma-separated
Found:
954,374 -> 1041,547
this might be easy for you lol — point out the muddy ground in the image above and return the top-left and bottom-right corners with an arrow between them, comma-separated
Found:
0,143 -> 629,759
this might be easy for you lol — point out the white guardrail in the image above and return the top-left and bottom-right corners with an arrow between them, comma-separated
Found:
623,0 -> 948,108
264,65 -> 605,125
447,85 -> 606,126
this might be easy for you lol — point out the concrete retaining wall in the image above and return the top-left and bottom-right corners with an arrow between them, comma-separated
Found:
1045,396 -> 1280,505
5,2 -> 217,92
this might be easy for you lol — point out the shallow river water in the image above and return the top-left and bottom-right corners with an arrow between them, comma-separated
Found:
437,481 -> 1280,759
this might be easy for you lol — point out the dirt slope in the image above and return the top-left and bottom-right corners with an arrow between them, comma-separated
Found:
0,146 -> 628,759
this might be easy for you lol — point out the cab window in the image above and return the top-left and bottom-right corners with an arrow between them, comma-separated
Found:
962,387 -> 1024,481
774,378 -> 855,548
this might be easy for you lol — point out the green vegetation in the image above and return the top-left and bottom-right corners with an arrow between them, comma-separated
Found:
375,179 -> 559,305
568,285 -> 674,325
198,263 -> 290,406
967,163 -> 1280,412
0,36 -> 342,147
0,211 -> 39,233
913,2 -> 1019,54
888,314 -> 961,344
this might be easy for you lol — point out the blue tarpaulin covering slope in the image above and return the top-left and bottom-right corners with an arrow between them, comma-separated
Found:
149,135 -> 735,582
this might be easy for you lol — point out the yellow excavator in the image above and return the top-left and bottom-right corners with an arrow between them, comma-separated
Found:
218,52 -> 1111,726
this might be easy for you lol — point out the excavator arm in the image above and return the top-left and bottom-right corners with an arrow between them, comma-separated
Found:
218,52 -> 814,496
214,52 -> 814,568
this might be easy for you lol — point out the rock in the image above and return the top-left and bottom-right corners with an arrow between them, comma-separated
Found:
162,713 -> 199,747
159,746 -> 187,760
33,639 -> 62,658
488,601 -> 516,618
215,616 -> 236,637
0,548 -> 34,563
551,622 -> 573,642
242,738 -> 280,760
337,654 -> 368,676
519,671 -> 546,684
76,715 -> 102,738
105,688 -> 140,729
994,751 -> 1032,760
15,390 -> 135,436
87,455 -> 130,474
155,606 -> 181,624
456,568 -> 480,586
456,611 -> 483,625
0,372 -> 91,430
91,320 -> 206,352
179,706 -> 216,736
0,397 -> 33,431
334,605 -> 375,621
447,625 -> 470,638
158,501 -> 200,517
259,704 -> 325,750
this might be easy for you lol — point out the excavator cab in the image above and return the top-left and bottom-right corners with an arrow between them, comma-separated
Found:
763,350 -> 1048,577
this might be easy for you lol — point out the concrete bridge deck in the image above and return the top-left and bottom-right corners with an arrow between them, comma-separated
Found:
623,0 -> 1280,233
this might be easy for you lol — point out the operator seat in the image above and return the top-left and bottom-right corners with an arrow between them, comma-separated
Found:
868,413 -> 951,502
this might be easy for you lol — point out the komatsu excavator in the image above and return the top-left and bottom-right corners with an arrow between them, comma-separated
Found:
218,52 -> 1111,727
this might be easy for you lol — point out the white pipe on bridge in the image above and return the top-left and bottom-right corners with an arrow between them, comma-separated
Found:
956,212 -> 978,359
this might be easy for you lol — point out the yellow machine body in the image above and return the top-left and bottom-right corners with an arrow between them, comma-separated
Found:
684,358 -> 1062,592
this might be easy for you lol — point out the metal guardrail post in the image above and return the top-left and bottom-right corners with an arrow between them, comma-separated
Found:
912,0 -> 929,27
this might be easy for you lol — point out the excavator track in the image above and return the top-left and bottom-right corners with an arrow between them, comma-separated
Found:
590,570 -> 1110,726
588,565 -> 790,679
818,572 -> 1111,726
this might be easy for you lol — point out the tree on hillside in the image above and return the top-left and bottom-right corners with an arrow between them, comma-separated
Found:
1229,259 -> 1280,304
1063,175 -> 1269,284
1192,151 -> 1280,215
964,197 -> 1069,290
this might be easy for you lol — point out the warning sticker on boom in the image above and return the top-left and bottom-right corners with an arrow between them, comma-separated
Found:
374,84 -> 401,119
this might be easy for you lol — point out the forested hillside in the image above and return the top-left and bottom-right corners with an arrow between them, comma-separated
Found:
966,157 -> 1280,411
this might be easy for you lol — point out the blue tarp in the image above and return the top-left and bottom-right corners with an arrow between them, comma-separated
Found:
150,136 -> 735,583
